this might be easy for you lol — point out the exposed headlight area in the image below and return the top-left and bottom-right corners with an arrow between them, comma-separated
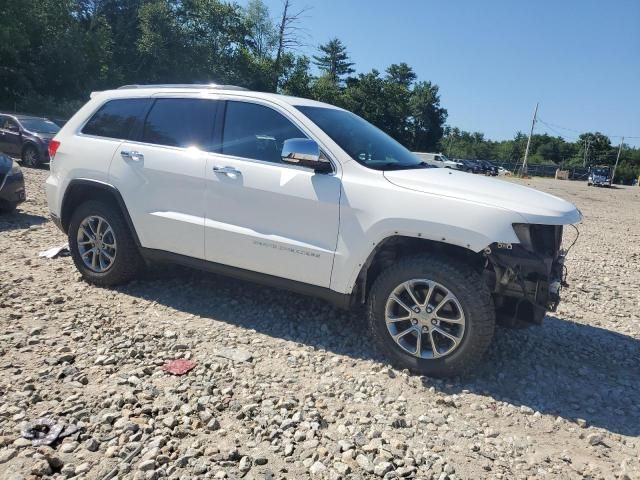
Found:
513,223 -> 563,257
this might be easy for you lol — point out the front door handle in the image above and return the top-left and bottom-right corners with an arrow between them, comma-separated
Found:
121,150 -> 144,162
213,165 -> 241,177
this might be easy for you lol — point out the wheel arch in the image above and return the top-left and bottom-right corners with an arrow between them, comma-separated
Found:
352,235 -> 485,304
60,179 -> 140,246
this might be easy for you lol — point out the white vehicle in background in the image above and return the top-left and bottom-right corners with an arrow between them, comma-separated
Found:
414,152 -> 463,170
498,166 -> 512,176
46,84 -> 581,377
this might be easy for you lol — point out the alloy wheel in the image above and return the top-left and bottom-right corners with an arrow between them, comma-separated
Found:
385,279 -> 466,359
24,148 -> 38,167
76,215 -> 117,273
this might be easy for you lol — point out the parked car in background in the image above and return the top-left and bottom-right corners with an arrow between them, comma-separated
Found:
0,114 -> 61,167
587,165 -> 612,187
413,152 -> 463,170
459,159 -> 481,173
0,153 -> 26,212
497,165 -> 512,176
476,160 -> 498,176
46,83 -> 582,377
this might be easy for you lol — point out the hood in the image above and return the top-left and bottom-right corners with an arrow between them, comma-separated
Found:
384,168 -> 582,225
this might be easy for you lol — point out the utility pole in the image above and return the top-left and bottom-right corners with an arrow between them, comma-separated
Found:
521,102 -> 538,177
583,139 -> 590,168
612,137 -> 624,184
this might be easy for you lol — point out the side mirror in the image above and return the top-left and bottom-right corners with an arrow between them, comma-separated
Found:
281,138 -> 332,173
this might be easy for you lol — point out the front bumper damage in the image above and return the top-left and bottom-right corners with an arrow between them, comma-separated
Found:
483,225 -> 568,327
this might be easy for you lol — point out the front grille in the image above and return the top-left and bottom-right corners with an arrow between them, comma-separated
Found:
530,225 -> 563,257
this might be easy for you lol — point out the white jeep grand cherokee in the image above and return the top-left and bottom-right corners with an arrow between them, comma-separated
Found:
46,84 -> 581,377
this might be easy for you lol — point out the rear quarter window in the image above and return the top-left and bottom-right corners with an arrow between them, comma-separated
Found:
82,98 -> 152,140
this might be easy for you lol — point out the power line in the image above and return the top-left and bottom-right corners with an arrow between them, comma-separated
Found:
536,117 -> 640,140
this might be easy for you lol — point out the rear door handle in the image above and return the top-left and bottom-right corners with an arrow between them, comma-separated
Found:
213,165 -> 241,177
121,150 -> 144,162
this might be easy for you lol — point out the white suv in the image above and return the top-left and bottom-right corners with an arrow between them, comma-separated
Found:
46,84 -> 581,377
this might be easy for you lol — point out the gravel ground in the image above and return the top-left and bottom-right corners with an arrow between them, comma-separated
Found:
1,168 -> 639,480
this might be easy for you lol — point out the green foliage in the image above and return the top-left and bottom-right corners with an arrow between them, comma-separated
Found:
312,38 -> 355,84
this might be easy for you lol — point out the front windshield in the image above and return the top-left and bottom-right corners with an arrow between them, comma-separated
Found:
295,105 -> 426,171
19,118 -> 60,134
593,168 -> 609,176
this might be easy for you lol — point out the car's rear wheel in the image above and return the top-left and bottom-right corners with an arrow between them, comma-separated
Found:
367,254 -> 495,377
22,145 -> 41,168
68,200 -> 142,286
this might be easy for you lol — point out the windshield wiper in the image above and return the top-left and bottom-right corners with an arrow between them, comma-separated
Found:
377,162 -> 430,171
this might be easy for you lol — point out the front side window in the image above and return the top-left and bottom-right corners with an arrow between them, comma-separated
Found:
142,98 -> 217,149
0,117 -> 19,131
222,101 -> 307,163
82,98 -> 151,140
295,105 -> 426,171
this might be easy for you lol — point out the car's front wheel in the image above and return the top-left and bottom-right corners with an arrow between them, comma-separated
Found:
367,254 -> 495,377
22,145 -> 41,168
68,200 -> 142,286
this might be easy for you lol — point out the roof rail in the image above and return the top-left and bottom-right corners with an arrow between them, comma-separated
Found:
117,84 -> 249,91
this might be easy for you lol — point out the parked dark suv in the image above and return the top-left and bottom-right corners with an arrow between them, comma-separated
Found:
0,114 -> 60,167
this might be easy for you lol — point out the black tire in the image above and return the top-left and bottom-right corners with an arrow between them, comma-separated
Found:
22,145 -> 41,168
367,253 -> 495,377
68,200 -> 142,286
0,202 -> 17,214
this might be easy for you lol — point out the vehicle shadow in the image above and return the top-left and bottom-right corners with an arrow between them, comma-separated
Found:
119,266 -> 640,437
0,211 -> 47,232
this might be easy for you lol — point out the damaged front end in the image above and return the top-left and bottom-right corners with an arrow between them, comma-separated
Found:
483,224 -> 570,328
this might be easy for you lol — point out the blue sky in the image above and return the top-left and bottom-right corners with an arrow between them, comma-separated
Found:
248,0 -> 640,147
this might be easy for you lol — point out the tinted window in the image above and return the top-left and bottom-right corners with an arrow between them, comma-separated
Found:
222,101 -> 306,163
142,98 -> 217,149
0,117 -> 19,131
82,99 -> 151,139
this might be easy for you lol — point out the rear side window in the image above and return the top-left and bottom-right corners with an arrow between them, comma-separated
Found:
82,99 -> 151,139
142,98 -> 217,149
222,101 -> 306,163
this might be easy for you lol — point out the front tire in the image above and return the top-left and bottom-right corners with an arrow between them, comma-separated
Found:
22,145 -> 41,168
68,200 -> 142,286
367,254 -> 495,377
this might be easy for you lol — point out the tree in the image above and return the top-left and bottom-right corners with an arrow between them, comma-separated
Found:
273,0 -> 307,89
245,0 -> 277,60
313,38 -> 354,83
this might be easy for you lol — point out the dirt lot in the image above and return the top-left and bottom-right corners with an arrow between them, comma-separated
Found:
1,169 -> 639,480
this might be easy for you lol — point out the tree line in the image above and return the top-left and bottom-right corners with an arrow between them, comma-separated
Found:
1,0 -> 638,181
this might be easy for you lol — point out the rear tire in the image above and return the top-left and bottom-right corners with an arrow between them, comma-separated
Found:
367,254 -> 495,377
22,145 -> 41,168
68,200 -> 142,286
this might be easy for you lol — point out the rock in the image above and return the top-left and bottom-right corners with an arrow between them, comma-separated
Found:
138,459 -> 156,471
31,460 -> 52,476
85,438 -> 99,452
75,463 -> 91,475
356,454 -> 374,473
374,461 -> 393,477
309,461 -> 327,475
587,433 -> 604,446
333,462 -> 351,475
162,415 -> 177,429
0,448 -> 17,464
214,348 -> 253,363
239,456 -> 252,472
60,464 -> 76,478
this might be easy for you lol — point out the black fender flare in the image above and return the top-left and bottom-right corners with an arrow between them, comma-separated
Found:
60,179 -> 141,246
